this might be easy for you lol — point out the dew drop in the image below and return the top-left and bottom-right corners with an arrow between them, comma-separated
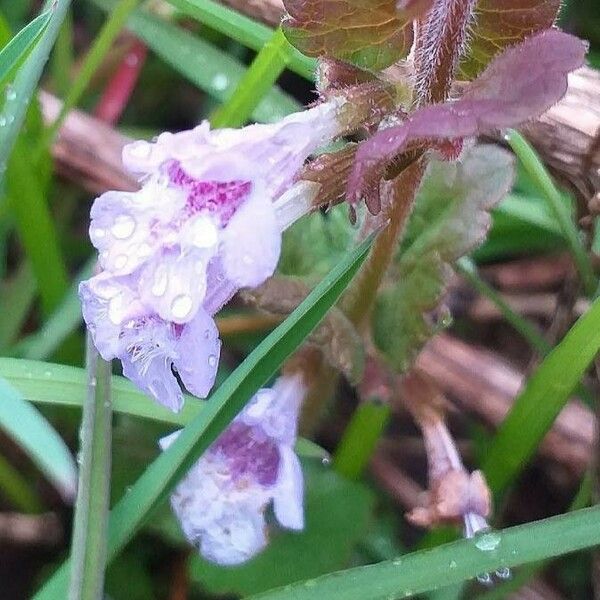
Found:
111,214 -> 136,239
92,227 -> 106,239
208,354 -> 217,367
0,115 -> 6,127
392,558 -> 403,566
474,532 -> 501,552
5,86 -> 16,101
495,567 -> 511,580
152,271 -> 169,297
449,560 -> 457,569
476,573 -> 493,586
171,294 -> 193,319
114,254 -> 128,270
212,73 -> 229,91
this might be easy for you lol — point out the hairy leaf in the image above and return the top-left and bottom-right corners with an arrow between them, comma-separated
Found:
372,145 -> 514,371
282,0 -> 414,70
460,0 -> 561,79
349,30 -> 586,203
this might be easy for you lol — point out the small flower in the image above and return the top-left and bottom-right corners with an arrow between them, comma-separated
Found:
160,375 -> 305,565
80,100 -> 347,409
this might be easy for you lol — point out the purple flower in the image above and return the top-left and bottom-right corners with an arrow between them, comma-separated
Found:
80,100 -> 346,410
160,375 -> 305,565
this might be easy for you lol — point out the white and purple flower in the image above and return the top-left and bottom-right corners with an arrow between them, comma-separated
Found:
80,100 -> 346,411
160,374 -> 305,565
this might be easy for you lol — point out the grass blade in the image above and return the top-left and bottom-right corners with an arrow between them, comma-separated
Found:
505,129 -> 596,297
0,377 -> 77,502
211,27 -> 294,128
67,337 -> 112,600
483,295 -> 600,492
165,0 -> 315,79
33,234 -> 374,599
246,505 -> 600,600
0,0 -> 71,171
0,10 -> 51,85
91,0 -> 300,123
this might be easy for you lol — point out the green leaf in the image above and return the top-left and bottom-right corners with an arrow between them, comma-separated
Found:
483,294 -> 600,493
190,460 -> 374,596
248,505 -> 600,600
0,10 -> 50,85
0,377 -> 77,501
283,0 -> 414,70
91,0 -> 300,123
0,0 -> 71,171
67,339 -> 112,600
165,0 -> 315,79
459,0 -> 560,79
373,144 -> 514,371
33,234 -> 374,599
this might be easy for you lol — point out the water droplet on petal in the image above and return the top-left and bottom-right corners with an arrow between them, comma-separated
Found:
114,254 -> 128,270
152,270 -> 169,297
5,86 -> 16,101
171,294 -> 193,319
111,214 -> 136,239
208,354 -> 217,367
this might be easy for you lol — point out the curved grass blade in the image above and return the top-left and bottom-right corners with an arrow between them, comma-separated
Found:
165,0 -> 315,79
0,377 -> 77,502
0,0 -> 71,171
67,338 -> 112,600
90,0 -> 300,123
483,295 -> 600,493
33,234 -> 374,599
0,10 -> 51,85
247,505 -> 600,600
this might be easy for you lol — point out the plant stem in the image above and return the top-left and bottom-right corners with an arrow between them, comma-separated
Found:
210,27 -> 293,128
343,159 -> 427,328
505,129 -> 597,297
67,336 -> 112,600
333,401 -> 390,480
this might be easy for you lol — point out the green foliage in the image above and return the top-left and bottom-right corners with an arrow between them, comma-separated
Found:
189,460 -> 374,596
0,377 -> 77,501
372,145 -> 514,372
249,505 -> 600,600
282,0 -> 414,70
484,294 -> 600,492
34,235 -> 374,599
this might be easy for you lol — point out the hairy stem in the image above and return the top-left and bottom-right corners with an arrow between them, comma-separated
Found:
343,159 -> 426,328
413,0 -> 476,105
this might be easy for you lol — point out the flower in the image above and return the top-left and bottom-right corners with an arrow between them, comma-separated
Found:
80,99 -> 346,410
160,374 -> 305,565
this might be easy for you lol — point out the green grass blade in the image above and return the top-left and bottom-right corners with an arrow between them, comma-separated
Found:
483,295 -> 600,493
33,234 -> 374,599
0,377 -> 77,502
43,0 -> 142,147
0,261 -> 36,350
0,452 -> 43,512
12,258 -> 95,360
505,129 -> 596,297
0,10 -> 51,84
67,337 -> 112,600
247,505 -> 600,600
0,358 -> 327,463
211,27 -> 294,128
165,0 -> 315,79
0,0 -> 71,171
91,0 -> 300,123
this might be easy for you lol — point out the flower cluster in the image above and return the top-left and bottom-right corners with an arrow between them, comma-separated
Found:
160,375 -> 305,565
80,100 -> 345,411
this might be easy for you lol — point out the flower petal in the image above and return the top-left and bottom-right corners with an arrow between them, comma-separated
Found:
273,445 -> 304,530
220,191 -> 281,289
174,308 -> 221,399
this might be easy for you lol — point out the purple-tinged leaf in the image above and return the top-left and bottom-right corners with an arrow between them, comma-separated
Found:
460,0 -> 561,79
349,30 -> 586,206
282,0 -> 414,71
